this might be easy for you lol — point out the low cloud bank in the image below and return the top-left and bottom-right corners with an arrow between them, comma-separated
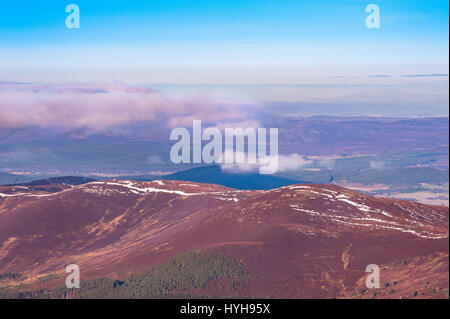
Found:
221,153 -> 311,174
0,82 -> 259,133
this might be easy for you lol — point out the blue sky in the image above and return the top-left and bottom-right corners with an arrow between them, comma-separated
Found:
0,0 -> 448,83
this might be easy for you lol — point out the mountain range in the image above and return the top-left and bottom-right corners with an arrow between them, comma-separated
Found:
0,178 -> 448,298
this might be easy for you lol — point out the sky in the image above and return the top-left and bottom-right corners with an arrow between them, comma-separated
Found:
0,1 -> 448,176
0,0 -> 448,83
0,0 -> 448,115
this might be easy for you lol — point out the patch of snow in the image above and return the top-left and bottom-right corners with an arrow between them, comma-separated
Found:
89,181 -> 198,196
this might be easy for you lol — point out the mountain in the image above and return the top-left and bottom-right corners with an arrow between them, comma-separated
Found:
0,176 -> 96,194
0,117 -> 447,174
1,165 -> 306,190
159,165 -> 306,190
0,172 -> 34,185
5,176 -> 96,187
0,179 -> 448,299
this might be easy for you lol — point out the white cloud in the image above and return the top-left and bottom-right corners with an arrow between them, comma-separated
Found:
316,157 -> 335,169
220,153 -> 311,174
0,82 -> 259,133
369,160 -> 388,169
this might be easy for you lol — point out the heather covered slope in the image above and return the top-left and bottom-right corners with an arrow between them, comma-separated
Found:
0,180 -> 448,298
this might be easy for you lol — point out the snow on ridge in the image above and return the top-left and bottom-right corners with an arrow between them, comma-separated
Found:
215,196 -> 240,202
1,187 -> 74,198
289,205 -> 323,216
335,194 -> 373,212
0,192 -> 24,198
331,218 -> 448,239
288,199 -> 448,240
288,186 -> 311,190
87,180 -> 198,196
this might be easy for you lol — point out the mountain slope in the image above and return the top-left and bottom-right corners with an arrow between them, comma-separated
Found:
0,179 -> 448,298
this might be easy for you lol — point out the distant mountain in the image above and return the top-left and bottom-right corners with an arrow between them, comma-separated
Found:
0,172 -> 33,185
5,176 -> 96,187
0,166 -> 302,191
0,179 -> 448,298
160,165 -> 306,190
0,176 -> 96,194
0,116 -> 447,173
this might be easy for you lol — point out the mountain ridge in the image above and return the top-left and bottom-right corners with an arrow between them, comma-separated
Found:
0,179 -> 448,298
